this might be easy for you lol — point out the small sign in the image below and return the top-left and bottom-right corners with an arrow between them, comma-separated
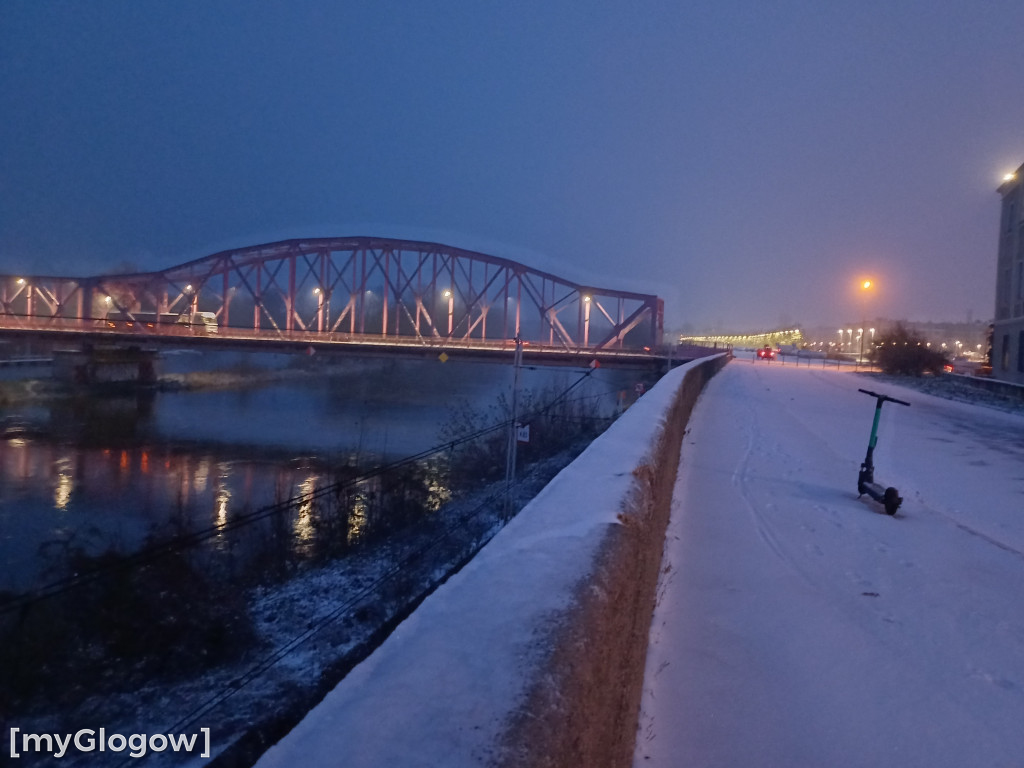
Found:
438,352 -> 449,363
516,423 -> 530,443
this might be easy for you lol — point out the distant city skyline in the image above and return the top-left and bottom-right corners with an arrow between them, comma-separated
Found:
3,1 -> 1023,331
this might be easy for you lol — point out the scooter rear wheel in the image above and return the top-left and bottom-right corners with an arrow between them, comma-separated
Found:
883,487 -> 901,516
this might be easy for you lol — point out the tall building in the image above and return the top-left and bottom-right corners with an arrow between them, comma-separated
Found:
994,164 -> 1024,384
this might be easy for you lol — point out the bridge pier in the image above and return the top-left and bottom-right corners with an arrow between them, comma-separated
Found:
53,345 -> 160,387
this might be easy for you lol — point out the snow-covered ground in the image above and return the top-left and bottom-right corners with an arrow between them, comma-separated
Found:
636,359 -> 1024,767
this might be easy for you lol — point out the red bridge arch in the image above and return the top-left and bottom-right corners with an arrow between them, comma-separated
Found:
1,237 -> 663,352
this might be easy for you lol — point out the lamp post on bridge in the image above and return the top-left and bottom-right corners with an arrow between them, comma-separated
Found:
313,287 -> 330,333
583,295 -> 592,347
443,289 -> 454,336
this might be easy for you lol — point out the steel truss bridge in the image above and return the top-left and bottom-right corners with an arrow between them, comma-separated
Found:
0,237 -> 665,365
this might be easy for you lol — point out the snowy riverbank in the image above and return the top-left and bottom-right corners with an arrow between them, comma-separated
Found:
252,355 -> 727,768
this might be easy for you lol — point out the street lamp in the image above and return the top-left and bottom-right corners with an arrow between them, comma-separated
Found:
857,278 -> 876,368
13,277 -> 34,318
313,287 -> 324,332
183,284 -> 198,317
443,289 -> 454,336
583,295 -> 592,347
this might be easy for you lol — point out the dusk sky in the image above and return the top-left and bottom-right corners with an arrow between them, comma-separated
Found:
2,1 -> 1023,332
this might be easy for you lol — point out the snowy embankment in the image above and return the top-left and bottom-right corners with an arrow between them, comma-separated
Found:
253,354 -> 727,768
636,360 -> 1024,767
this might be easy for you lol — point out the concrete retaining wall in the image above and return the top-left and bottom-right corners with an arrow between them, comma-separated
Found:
497,354 -> 727,768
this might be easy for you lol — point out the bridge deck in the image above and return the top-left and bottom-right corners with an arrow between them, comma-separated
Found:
0,319 -> 698,369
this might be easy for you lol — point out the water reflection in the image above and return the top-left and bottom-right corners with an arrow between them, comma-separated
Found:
53,455 -> 74,510
0,439 -> 305,590
215,463 -> 232,530
0,434 -> 455,593
194,457 -> 210,493
1,356 -> 635,593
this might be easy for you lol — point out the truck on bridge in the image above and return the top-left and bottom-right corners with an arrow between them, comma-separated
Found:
105,311 -> 218,334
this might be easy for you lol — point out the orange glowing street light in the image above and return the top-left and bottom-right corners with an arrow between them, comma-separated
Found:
856,277 -> 877,369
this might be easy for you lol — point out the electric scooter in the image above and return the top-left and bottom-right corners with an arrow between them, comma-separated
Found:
857,388 -> 910,515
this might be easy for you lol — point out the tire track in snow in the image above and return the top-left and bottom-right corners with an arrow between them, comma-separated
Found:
726,362 -> 819,585
909,488 -> 1024,560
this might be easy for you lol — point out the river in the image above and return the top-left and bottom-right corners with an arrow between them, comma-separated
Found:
0,350 -> 648,593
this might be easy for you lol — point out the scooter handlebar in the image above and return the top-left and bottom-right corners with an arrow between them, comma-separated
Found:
858,388 -> 911,407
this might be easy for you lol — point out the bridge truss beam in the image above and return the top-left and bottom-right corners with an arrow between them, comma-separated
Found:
0,237 -> 663,351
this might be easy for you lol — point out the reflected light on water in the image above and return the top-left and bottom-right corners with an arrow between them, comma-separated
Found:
193,458 -> 210,493
215,486 -> 231,528
214,462 -> 232,528
54,473 -> 74,510
3,438 -> 31,480
174,458 -> 192,506
53,455 -> 74,510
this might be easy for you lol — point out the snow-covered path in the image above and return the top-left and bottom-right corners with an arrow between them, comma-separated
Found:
635,360 -> 1024,768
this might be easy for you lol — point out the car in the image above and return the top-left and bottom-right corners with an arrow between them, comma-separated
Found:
756,345 -> 777,360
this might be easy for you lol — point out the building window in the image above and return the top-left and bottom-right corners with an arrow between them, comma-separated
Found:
1002,334 -> 1010,370
998,268 -> 1012,319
